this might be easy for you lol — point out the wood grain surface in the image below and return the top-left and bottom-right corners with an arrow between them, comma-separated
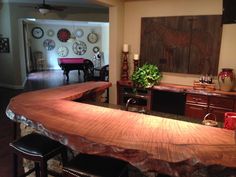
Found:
6,81 -> 236,176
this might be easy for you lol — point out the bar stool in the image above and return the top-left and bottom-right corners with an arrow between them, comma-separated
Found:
9,133 -> 67,177
62,153 -> 128,177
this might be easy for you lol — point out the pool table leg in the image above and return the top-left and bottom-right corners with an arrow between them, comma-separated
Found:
83,69 -> 87,82
64,70 -> 69,82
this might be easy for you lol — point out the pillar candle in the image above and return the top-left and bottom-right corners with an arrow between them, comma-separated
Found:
134,54 -> 139,60
123,44 -> 129,52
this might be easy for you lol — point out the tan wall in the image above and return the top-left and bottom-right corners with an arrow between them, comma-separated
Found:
219,24 -> 236,71
108,2 -> 125,104
123,0 -> 236,89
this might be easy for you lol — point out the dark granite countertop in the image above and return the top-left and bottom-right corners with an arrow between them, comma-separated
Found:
82,100 -> 224,128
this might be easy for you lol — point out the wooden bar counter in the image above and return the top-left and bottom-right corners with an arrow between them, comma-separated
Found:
6,82 -> 236,177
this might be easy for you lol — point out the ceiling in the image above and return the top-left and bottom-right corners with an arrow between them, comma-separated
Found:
7,0 -> 107,9
4,0 -> 109,26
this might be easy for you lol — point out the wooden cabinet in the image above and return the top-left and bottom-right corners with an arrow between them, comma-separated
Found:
185,94 -> 208,120
117,80 -> 236,122
208,96 -> 234,122
185,93 -> 235,122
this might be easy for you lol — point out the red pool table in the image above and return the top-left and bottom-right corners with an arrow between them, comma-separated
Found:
58,58 -> 94,82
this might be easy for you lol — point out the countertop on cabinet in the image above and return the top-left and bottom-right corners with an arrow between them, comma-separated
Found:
118,80 -> 236,97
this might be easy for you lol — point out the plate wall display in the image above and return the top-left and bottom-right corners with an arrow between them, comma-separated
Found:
57,28 -> 71,42
43,39 -> 56,51
47,29 -> 55,37
73,41 -> 87,55
75,28 -> 84,38
93,46 -> 100,53
31,27 -> 44,39
57,46 -> 69,57
87,32 -> 98,44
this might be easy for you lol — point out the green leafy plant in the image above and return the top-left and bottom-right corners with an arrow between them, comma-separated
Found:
131,64 -> 162,88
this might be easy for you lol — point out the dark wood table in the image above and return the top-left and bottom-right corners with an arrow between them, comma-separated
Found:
6,82 -> 236,177
58,58 -> 93,82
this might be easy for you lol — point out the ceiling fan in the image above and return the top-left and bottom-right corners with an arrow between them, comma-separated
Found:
34,0 -> 66,15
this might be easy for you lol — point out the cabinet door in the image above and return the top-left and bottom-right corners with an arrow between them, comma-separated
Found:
209,96 -> 234,122
185,104 -> 208,120
209,107 -> 233,122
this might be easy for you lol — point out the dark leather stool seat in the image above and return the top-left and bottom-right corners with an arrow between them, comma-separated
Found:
10,133 -> 67,177
63,153 -> 128,177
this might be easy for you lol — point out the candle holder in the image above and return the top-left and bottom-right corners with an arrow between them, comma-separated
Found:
133,59 -> 139,72
121,51 -> 129,80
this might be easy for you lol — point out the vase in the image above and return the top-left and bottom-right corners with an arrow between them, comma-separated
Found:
218,68 -> 235,92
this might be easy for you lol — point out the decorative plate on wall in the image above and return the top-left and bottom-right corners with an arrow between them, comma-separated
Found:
57,46 -> 69,57
73,41 -> 87,55
47,29 -> 55,37
93,46 -> 100,53
43,39 -> 56,51
31,27 -> 44,39
87,32 -> 98,44
75,28 -> 84,38
57,28 -> 71,42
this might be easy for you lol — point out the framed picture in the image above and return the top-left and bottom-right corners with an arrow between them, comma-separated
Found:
140,15 -> 222,75
0,37 -> 10,53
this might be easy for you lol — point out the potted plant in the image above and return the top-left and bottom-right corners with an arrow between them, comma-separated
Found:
131,64 -> 162,89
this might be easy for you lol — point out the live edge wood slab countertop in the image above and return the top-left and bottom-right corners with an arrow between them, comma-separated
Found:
6,82 -> 236,177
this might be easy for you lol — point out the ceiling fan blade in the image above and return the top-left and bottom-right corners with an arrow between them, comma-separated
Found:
18,0 -> 66,13
36,4 -> 66,12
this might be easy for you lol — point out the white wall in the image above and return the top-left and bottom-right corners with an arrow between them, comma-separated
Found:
0,2 -> 109,88
101,23 -> 109,65
28,22 -> 108,70
0,3 -> 16,88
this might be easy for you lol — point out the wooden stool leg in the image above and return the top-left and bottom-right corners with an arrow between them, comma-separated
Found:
12,153 -> 18,177
13,122 -> 18,140
35,162 -> 40,177
40,161 -> 47,177
61,148 -> 68,164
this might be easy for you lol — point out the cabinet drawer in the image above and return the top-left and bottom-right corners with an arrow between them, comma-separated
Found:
209,96 -> 234,109
186,94 -> 208,104
185,104 -> 208,119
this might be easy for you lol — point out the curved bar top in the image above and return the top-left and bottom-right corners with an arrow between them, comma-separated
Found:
6,82 -> 236,176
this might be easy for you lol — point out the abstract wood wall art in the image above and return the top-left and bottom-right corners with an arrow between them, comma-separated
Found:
0,37 -> 10,53
140,15 -> 222,75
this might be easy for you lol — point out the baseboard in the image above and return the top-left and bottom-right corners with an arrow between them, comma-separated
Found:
0,78 -> 27,89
